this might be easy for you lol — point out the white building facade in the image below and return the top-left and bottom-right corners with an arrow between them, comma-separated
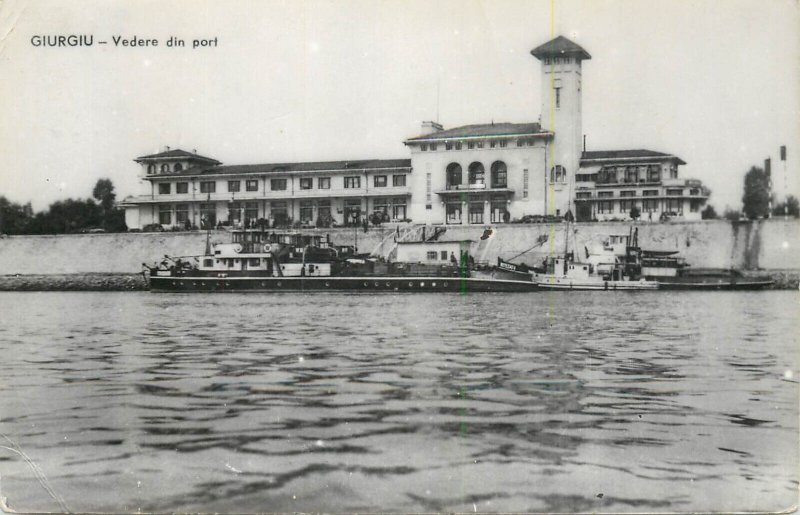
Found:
122,149 -> 412,230
121,36 -> 708,229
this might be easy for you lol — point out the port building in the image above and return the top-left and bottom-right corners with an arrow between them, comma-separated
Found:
121,36 -> 708,229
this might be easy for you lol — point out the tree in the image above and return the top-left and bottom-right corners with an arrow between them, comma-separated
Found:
629,206 -> 641,221
772,195 -> 799,217
742,166 -> 770,220
92,178 -> 116,213
701,204 -> 718,220
723,208 -> 742,221
0,196 -> 34,234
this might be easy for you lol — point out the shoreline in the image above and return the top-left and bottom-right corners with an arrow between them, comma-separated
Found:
0,271 -> 796,291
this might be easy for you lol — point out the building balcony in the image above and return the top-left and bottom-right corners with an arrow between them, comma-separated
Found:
125,187 -> 411,204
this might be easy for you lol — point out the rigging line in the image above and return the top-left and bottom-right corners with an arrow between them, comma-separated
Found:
0,436 -> 70,513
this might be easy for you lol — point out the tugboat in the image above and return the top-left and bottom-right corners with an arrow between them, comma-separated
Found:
588,229 -> 774,290
533,226 -> 659,290
146,228 -> 537,293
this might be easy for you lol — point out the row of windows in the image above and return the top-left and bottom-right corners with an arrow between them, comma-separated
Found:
575,188 -> 699,199
156,175 -> 407,195
593,199 -> 702,215
419,137 -> 537,153
147,163 -> 184,174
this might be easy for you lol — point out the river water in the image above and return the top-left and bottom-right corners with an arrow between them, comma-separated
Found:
0,291 -> 797,513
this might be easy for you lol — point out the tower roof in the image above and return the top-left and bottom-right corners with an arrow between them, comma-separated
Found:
530,36 -> 591,60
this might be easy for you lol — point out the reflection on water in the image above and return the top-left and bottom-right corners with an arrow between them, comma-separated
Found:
0,291 -> 797,512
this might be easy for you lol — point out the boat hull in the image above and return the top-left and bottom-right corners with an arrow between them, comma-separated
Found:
535,276 -> 659,291
149,275 -> 538,293
655,279 -> 774,290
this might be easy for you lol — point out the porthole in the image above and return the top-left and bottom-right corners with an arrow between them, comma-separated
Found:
385,282 -> 391,287
261,281 -> 267,287
172,281 -> 177,286
374,281 -> 379,287
325,282 -> 330,287
443,282 -> 449,287
201,282 -> 206,286
408,282 -> 413,287
432,282 -> 436,287
420,282 -> 425,287
363,282 -> 368,287
277,281 -> 282,287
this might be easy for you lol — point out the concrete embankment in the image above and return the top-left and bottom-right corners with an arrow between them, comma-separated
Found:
0,273 -> 147,291
0,219 -> 797,290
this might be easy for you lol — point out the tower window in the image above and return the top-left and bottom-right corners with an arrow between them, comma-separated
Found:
555,87 -> 561,109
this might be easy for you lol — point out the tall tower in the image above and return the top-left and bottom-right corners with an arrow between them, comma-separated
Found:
531,36 -> 591,216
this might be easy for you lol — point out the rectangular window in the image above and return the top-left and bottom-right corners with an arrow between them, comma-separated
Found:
318,177 -> 330,189
499,140 -> 507,148
555,87 -> 561,109
228,202 -> 241,224
446,202 -> 461,224
245,201 -> 258,222
391,197 -> 407,220
344,198 -> 362,225
299,200 -> 314,222
176,204 -> 189,224
624,167 -> 638,183
299,178 -> 313,190
620,200 -> 635,212
643,199 -> 658,212
318,199 -> 331,220
620,191 -> 636,198
393,174 -> 406,187
440,251 -> 448,260
468,202 -> 484,224
446,142 -> 453,151
425,251 -> 437,261
421,144 -> 428,151
425,172 -> 432,207
490,141 -> 497,148
643,190 -> 658,197
523,169 -> 529,198
246,179 -> 259,192
199,181 -> 216,193
467,142 -> 475,149
158,183 -> 171,195
477,141 -> 484,149
597,201 -> 615,214
690,200 -> 701,212
576,191 -> 592,199
455,142 -> 462,150
271,201 -> 288,225
667,188 -> 683,196
158,205 -> 171,225
200,203 -> 216,227
374,175 -> 387,187
271,179 -> 287,191
667,199 -> 683,213
430,143 -> 438,151
176,182 -> 188,194
373,197 -> 389,218
490,199 -> 507,223
648,165 -> 661,182
228,180 -> 241,193
598,191 -> 614,198
344,176 -> 361,189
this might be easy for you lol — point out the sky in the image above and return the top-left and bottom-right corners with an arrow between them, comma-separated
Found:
0,0 -> 798,212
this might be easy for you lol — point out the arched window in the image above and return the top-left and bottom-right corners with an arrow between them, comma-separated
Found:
160,163 -> 169,173
491,161 -> 507,188
468,162 -> 485,186
174,163 -> 183,172
147,164 -> 155,174
446,163 -> 462,190
550,165 -> 567,184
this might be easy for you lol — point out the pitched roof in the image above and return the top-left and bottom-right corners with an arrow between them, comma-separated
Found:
135,148 -> 222,164
405,122 -> 547,142
581,149 -> 686,165
530,36 -> 591,60
148,158 -> 412,177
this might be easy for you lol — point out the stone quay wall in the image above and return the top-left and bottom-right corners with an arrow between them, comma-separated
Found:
0,219 -> 797,289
